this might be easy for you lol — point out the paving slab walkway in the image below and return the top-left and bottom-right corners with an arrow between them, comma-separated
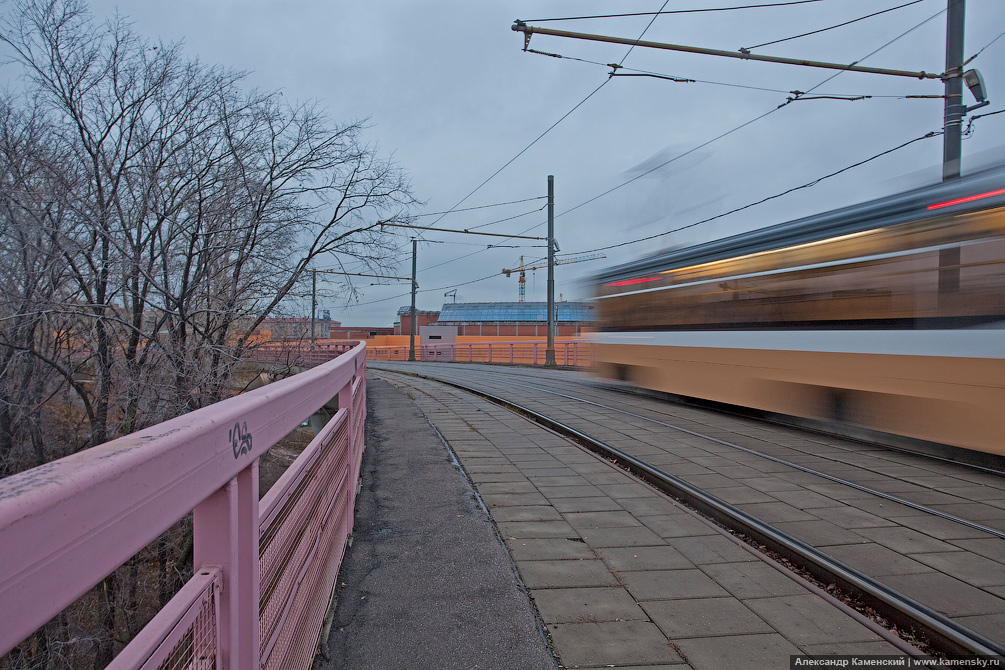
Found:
371,361 -> 1005,647
370,370 -> 916,670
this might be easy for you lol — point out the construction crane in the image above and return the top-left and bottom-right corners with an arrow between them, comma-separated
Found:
502,253 -> 606,302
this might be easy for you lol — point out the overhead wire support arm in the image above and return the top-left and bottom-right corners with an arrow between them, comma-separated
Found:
781,91 -> 871,106
609,72 -> 695,83
511,22 -> 946,80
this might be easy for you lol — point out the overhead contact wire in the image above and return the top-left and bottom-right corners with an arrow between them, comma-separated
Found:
416,80 -> 610,233
413,196 -> 547,218
963,27 -> 1005,66
575,131 -> 941,255
407,0 -> 670,271
743,0 -> 926,52
556,6 -> 948,249
524,1 -> 823,23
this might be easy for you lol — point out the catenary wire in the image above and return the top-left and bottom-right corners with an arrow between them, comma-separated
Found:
617,0 -> 673,66
526,48 -> 792,94
349,3 -> 948,291
783,6 -> 945,99
529,49 -> 933,100
399,1 -> 669,269
742,0 -> 926,52
350,111 -> 934,309
523,1 -> 824,23
553,5 -> 947,229
464,204 -> 547,231
413,80 -> 609,233
573,130 -> 941,255
413,196 -> 546,217
963,27 -> 1005,67
349,5 -> 948,308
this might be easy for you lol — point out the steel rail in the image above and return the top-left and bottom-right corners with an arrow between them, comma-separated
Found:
376,367 -> 1005,659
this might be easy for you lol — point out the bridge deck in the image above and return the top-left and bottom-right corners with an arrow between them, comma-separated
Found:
325,366 -> 938,669
316,379 -> 554,669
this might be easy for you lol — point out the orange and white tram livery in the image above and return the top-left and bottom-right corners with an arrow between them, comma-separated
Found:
591,166 -> 1005,459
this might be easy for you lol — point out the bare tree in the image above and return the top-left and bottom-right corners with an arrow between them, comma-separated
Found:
0,0 -> 416,666
0,95 -> 88,477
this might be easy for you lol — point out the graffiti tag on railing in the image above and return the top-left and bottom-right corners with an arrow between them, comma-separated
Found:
230,422 -> 253,459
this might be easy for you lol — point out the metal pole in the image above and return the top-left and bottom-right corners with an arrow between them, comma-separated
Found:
408,239 -> 417,362
545,175 -> 556,367
311,270 -> 317,345
943,0 -> 966,181
940,0 -> 965,296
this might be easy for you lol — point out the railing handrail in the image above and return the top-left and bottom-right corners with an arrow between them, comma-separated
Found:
0,341 -> 367,664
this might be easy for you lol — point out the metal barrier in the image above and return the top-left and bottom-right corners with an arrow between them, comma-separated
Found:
0,341 -> 366,670
367,340 -> 594,366
251,340 -> 360,367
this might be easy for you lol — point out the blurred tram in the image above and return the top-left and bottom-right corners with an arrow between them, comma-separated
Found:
590,166 -> 1005,460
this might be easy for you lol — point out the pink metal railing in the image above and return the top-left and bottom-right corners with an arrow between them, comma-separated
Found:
251,340 -> 359,367
367,340 -> 594,366
0,341 -> 366,670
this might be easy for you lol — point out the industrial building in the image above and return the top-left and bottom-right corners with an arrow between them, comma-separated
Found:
395,301 -> 595,338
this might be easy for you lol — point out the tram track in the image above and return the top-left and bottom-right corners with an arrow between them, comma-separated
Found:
372,364 -> 1005,659
439,364 -> 1005,481
460,374 -> 1005,540
399,364 -> 1005,534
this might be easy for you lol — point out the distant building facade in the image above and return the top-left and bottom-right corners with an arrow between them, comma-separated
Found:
394,308 -> 441,336
260,317 -> 332,341
259,316 -> 394,341
327,325 -> 395,339
396,302 -> 595,337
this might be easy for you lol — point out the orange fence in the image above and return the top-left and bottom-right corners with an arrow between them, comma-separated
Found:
367,340 -> 593,367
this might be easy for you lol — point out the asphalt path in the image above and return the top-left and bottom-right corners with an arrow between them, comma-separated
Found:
316,379 -> 556,670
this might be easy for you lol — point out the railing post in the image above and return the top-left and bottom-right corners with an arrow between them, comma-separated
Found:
338,381 -> 356,536
193,463 -> 261,670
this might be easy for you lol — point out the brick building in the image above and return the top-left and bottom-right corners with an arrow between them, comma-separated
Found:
260,317 -> 394,342
394,308 -> 441,336
327,325 -> 395,339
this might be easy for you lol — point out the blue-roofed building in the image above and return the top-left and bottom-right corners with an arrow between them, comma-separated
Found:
427,301 -> 596,337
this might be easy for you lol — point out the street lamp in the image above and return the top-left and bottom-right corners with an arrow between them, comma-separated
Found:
963,68 -> 990,113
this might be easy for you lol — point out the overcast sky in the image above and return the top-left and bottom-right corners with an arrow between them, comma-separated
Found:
65,1 -> 1005,325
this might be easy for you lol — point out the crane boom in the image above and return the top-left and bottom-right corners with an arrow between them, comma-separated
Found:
502,252 -> 606,274
501,253 -> 606,301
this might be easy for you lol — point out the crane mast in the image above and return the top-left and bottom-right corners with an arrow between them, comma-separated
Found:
501,253 -> 606,301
